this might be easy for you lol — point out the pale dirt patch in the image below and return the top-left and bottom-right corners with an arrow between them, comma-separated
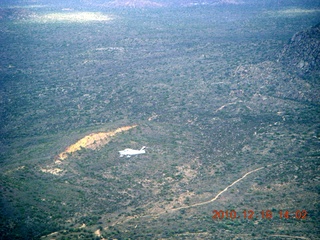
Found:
58,125 -> 137,160
251,182 -> 291,192
102,172 -> 119,180
141,178 -> 163,195
40,167 -> 63,176
79,223 -> 86,229
143,158 -> 201,214
40,125 -> 137,176
4,165 -> 25,174
146,191 -> 195,215
176,164 -> 197,183
94,229 -> 107,239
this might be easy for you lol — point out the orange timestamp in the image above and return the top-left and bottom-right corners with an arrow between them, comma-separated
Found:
212,210 -> 307,220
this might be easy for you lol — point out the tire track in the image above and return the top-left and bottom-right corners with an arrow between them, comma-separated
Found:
113,163 -> 277,226
152,165 -> 269,216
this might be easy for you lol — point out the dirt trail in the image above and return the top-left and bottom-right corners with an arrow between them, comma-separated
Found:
113,163 -> 278,226
151,165 -> 271,216
269,235 -> 310,240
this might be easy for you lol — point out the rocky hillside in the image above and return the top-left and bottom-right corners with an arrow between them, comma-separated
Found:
232,23 -> 320,106
233,61 -> 319,104
278,23 -> 320,77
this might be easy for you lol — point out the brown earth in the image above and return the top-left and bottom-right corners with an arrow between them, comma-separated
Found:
57,125 -> 137,160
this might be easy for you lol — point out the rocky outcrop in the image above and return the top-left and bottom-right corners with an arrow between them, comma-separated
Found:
278,23 -> 320,76
232,23 -> 320,105
234,61 -> 319,104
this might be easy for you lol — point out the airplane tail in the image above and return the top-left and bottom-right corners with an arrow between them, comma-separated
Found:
140,146 -> 146,151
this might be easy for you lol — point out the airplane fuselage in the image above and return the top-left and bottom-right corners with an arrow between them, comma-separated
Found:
119,146 -> 146,158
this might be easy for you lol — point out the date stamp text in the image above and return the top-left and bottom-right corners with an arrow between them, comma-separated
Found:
212,210 -> 307,220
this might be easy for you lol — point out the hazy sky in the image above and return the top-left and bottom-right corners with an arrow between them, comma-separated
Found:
1,0 -> 319,8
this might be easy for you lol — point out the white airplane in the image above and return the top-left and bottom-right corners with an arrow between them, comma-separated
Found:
119,146 -> 146,158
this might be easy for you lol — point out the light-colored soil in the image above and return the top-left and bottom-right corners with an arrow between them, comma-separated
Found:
40,125 -> 137,176
58,125 -> 137,160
